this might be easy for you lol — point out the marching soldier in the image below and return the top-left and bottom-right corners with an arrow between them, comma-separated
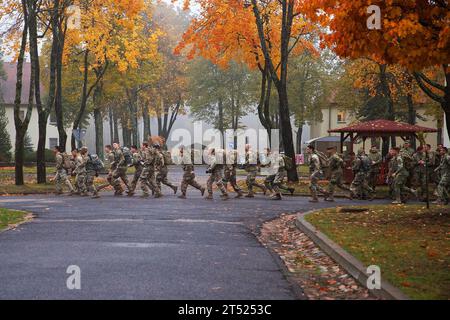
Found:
324,146 -> 350,202
306,145 -> 329,203
389,147 -> 418,204
263,148 -> 294,200
350,149 -> 374,200
433,147 -> 450,205
412,146 -> 428,201
74,147 -> 89,196
368,146 -> 382,191
97,145 -> 118,194
178,146 -> 205,199
205,148 -> 229,200
85,150 -> 100,199
127,145 -> 144,197
139,143 -> 162,198
52,146 -> 75,195
154,144 -> 178,194
112,142 -> 130,193
223,150 -> 244,198
244,144 -> 267,198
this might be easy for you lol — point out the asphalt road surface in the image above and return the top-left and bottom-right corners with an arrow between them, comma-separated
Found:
0,168 -> 378,300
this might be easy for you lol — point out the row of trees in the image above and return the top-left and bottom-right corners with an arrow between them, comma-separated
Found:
175,0 -> 448,181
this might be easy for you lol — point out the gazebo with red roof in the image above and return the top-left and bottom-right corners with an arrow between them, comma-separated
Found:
328,119 -> 438,153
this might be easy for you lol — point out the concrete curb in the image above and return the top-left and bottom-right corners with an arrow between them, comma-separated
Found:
295,210 -> 410,300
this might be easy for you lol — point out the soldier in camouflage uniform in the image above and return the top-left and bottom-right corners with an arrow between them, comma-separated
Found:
368,146 -> 382,191
97,145 -> 118,193
324,147 -> 350,202
263,148 -> 294,200
433,147 -> 450,205
52,146 -> 75,195
74,147 -> 88,196
154,144 -> 178,194
244,144 -> 267,198
139,144 -> 162,198
389,147 -> 418,204
412,146 -> 430,201
111,142 -> 130,194
400,140 -> 415,187
84,148 -> 100,199
306,145 -> 329,203
350,149 -> 374,200
223,150 -> 244,198
139,143 -> 162,198
178,147 -> 205,199
205,148 -> 228,200
127,145 -> 144,197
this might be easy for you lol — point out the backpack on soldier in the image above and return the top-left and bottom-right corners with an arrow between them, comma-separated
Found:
62,152 -> 72,170
121,147 -> 133,166
161,150 -> 173,165
360,155 -> 372,172
87,154 -> 105,172
315,151 -> 329,169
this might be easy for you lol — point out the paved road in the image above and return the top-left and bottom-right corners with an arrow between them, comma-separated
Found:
0,168 -> 381,300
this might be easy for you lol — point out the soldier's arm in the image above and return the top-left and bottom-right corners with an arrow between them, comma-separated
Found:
118,151 -> 126,167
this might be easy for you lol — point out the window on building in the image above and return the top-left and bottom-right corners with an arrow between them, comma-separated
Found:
49,138 -> 58,149
337,111 -> 346,123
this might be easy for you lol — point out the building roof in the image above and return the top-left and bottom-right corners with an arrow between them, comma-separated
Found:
328,119 -> 438,135
0,62 -> 35,105
306,135 -> 350,144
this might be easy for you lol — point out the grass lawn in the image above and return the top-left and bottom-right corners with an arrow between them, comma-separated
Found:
0,208 -> 29,232
305,205 -> 450,300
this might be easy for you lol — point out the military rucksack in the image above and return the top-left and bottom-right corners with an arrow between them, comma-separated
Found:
161,150 -> 173,165
121,147 -> 133,166
360,156 -> 372,172
314,151 -> 329,169
87,154 -> 104,172
62,153 -> 72,170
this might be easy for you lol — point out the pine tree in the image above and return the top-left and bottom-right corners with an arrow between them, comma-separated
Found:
0,106 -> 12,162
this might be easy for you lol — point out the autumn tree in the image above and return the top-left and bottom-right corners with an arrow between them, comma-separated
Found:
176,0 -> 316,181
307,0 -> 450,137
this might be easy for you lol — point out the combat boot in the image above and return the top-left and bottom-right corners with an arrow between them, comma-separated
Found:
173,186 -> 178,195
235,192 -> 244,199
220,194 -> 229,201
392,198 -> 402,204
245,192 -> 255,198
270,193 -> 282,201
205,193 -> 213,200
178,194 -> 187,199
92,193 -> 100,199
262,187 -> 268,196
200,187 -> 206,196
309,197 -> 319,203
288,188 -> 295,195
324,196 -> 335,202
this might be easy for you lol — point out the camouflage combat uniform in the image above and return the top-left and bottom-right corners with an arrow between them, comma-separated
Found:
156,150 -> 178,194
412,150 -> 429,201
326,153 -> 350,201
139,147 -> 161,197
309,153 -> 328,202
434,154 -> 450,204
350,154 -> 374,199
244,151 -> 266,197
74,154 -> 88,195
112,148 -> 129,192
368,150 -> 382,190
223,151 -> 243,198
54,153 -> 74,194
128,151 -> 143,195
391,154 -> 417,204
179,156 -> 205,198
97,151 -> 117,192
264,154 -> 292,200
85,155 -> 99,198
206,154 -> 228,199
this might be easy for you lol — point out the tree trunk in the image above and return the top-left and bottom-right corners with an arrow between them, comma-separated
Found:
143,105 -> 151,141
53,0 -> 67,151
14,0 -> 30,186
93,86 -> 103,158
113,110 -> 120,144
218,99 -> 224,148
28,0 -> 47,184
407,94 -> 416,149
296,125 -> 303,154
109,107 -> 114,145
72,50 -> 89,150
